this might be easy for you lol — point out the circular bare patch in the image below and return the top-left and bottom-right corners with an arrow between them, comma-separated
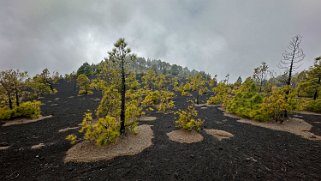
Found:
0,146 -> 10,150
298,111 -> 321,116
205,129 -> 234,141
237,118 -> 321,141
58,126 -> 80,133
2,115 -> 53,127
194,104 -> 207,107
195,104 -> 217,108
217,107 -> 225,112
138,116 -> 157,122
64,124 -> 154,163
207,104 -> 219,107
31,143 -> 45,149
167,129 -> 203,143
224,112 -> 241,119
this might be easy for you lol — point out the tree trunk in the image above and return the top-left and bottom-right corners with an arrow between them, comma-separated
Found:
8,93 -> 13,110
259,82 -> 262,92
259,72 -> 263,92
49,84 -> 54,93
15,89 -> 19,107
313,77 -> 320,100
120,59 -> 126,134
284,56 -> 295,119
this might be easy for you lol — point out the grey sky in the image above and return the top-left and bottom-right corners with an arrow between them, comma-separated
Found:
0,0 -> 320,81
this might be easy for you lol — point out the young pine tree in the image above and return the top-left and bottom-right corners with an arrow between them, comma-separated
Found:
108,38 -> 136,134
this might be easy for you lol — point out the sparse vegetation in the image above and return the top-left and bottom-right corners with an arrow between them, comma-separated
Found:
175,103 -> 203,132
0,101 -> 41,120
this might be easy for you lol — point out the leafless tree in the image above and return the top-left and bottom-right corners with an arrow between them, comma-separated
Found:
279,35 -> 305,87
279,35 -> 305,118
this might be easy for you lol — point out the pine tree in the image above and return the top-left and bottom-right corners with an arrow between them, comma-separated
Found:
108,38 -> 136,134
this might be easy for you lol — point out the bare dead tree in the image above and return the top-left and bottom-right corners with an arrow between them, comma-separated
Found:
279,35 -> 305,119
280,35 -> 305,86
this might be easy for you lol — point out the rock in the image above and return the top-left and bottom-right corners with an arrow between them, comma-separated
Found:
246,157 -> 257,162
190,154 -> 195,158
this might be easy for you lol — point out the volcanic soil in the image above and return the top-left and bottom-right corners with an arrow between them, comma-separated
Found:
1,80 -> 321,180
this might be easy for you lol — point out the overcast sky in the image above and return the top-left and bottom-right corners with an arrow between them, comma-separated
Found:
0,0 -> 320,81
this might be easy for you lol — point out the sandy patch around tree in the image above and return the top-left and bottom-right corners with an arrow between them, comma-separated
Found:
2,115 -> 53,127
204,129 -> 234,141
31,143 -> 45,149
217,107 -> 225,112
237,118 -> 321,141
224,112 -> 242,119
207,104 -> 219,108
292,114 -> 304,118
0,146 -> 10,150
167,129 -> 203,143
64,124 -> 154,163
58,126 -> 80,133
297,111 -> 321,116
195,104 -> 218,108
138,116 -> 157,122
194,104 -> 207,107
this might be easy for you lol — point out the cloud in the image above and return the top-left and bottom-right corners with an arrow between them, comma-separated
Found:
0,0 -> 320,81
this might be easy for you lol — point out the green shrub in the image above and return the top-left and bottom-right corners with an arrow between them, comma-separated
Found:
0,107 -> 14,120
0,101 -> 41,120
225,78 -> 263,119
14,101 -> 41,119
207,95 -> 222,105
78,89 -> 93,95
305,99 -> 321,113
68,111 -> 140,146
142,90 -> 160,106
125,100 -> 142,134
79,113 -> 121,146
175,105 -> 203,132
77,74 -> 92,95
66,134 -> 77,144
158,90 -> 175,112
207,82 -> 230,105
255,86 -> 299,122
96,88 -> 121,117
